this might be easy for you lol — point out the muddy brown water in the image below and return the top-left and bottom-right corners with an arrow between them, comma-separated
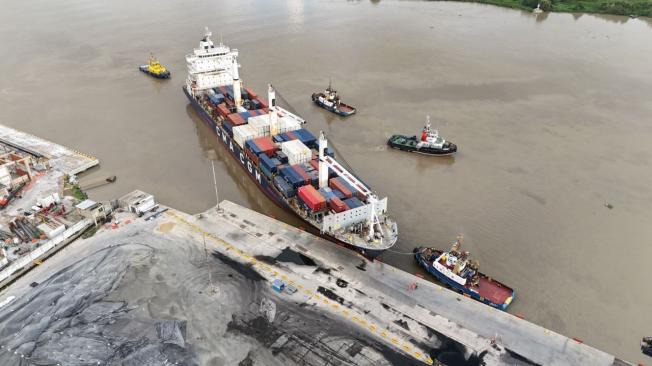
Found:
1,0 -> 651,362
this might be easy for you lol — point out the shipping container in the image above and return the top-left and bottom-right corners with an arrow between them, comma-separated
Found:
270,158 -> 281,167
259,154 -> 278,173
281,139 -> 311,165
209,93 -> 225,105
245,140 -> 263,155
257,98 -> 268,109
248,114 -> 271,137
233,124 -> 256,148
318,187 -> 336,201
245,148 -> 259,165
293,129 -> 317,147
292,165 -> 311,185
279,166 -> 304,188
222,120 -> 235,137
332,188 -> 346,200
260,164 -> 272,179
252,136 -> 276,157
273,135 -> 284,143
276,151 -> 288,164
310,159 -> 319,171
328,196 -> 348,213
308,170 -> 319,186
301,162 -> 315,172
245,87 -> 258,99
273,176 -> 295,198
298,185 -> 327,212
343,197 -> 364,209
227,113 -> 245,126
329,177 -> 353,199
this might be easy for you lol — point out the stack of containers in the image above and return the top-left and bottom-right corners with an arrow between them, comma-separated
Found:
293,129 -> 317,147
278,116 -> 302,134
227,113 -> 246,126
217,103 -> 230,117
298,185 -> 327,212
259,154 -> 276,179
329,197 -> 348,213
318,187 -> 336,201
209,93 -> 225,105
251,136 -> 276,157
291,165 -> 311,185
307,171 -> 319,186
274,175 -> 294,198
344,197 -> 364,209
279,166 -> 304,189
245,87 -> 257,99
223,120 -> 235,137
329,177 -> 354,199
276,151 -> 288,164
281,140 -> 311,165
248,114 -> 271,137
233,125 -> 256,148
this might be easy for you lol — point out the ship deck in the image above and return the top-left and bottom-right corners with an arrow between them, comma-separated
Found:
476,276 -> 513,305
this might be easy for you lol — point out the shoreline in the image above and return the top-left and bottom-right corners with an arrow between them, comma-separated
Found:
439,0 -> 652,18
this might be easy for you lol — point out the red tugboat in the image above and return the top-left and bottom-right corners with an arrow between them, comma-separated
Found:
414,237 -> 515,311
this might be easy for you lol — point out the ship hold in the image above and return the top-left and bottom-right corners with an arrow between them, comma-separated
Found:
183,28 -> 397,259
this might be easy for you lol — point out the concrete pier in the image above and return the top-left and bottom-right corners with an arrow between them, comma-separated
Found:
0,191 -> 630,365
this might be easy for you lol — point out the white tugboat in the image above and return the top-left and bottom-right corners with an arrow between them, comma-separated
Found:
311,81 -> 356,117
387,116 -> 457,156
182,28 -> 397,259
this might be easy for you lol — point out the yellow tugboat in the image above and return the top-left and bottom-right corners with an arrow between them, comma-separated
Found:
139,53 -> 170,79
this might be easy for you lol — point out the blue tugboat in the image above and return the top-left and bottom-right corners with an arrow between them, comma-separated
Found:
311,82 -> 356,117
414,237 -> 515,311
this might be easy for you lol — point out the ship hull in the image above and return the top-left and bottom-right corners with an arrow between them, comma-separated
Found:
311,94 -> 356,117
388,135 -> 457,156
184,87 -> 385,260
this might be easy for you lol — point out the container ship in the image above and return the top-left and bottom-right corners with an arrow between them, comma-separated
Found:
183,28 -> 398,258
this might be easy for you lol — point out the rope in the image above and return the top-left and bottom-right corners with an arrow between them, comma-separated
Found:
386,248 -> 417,255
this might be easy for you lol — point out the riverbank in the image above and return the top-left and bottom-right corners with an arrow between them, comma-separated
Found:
444,0 -> 652,17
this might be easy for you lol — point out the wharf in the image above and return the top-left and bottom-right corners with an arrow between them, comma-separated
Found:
169,200 -> 629,366
0,192 -> 630,365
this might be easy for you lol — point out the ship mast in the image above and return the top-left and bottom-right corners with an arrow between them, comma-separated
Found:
318,132 -> 328,189
268,84 -> 279,136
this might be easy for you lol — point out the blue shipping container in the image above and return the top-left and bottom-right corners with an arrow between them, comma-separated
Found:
260,165 -> 272,179
259,154 -> 277,173
274,176 -> 295,198
344,197 -> 363,209
276,151 -> 288,164
332,188 -> 346,200
222,120 -> 235,137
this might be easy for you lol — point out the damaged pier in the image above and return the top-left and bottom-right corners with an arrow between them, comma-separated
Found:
0,191 -> 630,365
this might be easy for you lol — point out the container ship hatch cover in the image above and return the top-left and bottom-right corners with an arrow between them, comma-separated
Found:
183,28 -> 398,259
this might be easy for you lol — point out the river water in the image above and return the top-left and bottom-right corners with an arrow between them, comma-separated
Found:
1,0 -> 651,362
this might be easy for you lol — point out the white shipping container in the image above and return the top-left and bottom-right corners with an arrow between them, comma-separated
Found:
233,124 -> 257,148
279,116 -> 301,133
248,114 -> 271,137
281,140 -> 311,165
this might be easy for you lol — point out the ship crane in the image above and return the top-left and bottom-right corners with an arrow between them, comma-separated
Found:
317,131 -> 384,243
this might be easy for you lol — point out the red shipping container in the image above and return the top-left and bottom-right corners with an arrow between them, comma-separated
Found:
298,185 -> 326,212
286,131 -> 298,141
292,165 -> 310,184
328,196 -> 348,213
227,113 -> 245,125
253,136 -> 277,157
329,177 -> 352,199
245,87 -> 258,99
310,159 -> 319,171
245,149 -> 259,165
257,98 -> 269,109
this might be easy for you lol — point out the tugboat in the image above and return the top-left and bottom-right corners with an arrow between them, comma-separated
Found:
139,53 -> 170,79
387,116 -> 457,156
414,237 -> 515,311
642,337 -> 652,357
311,82 -> 356,117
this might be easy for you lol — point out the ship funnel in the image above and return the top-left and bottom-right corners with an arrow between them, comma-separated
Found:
318,131 -> 328,189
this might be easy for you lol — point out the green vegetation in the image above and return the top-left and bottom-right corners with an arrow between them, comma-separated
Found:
448,0 -> 652,17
